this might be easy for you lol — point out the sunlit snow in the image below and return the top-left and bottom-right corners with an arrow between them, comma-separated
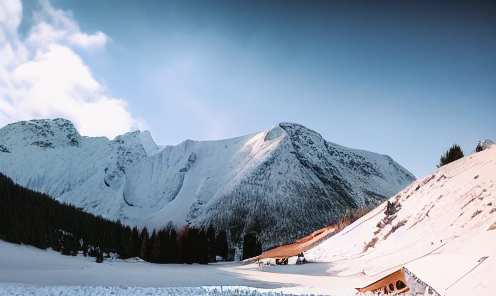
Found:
0,141 -> 494,296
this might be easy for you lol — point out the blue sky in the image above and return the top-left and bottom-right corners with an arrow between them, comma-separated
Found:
1,0 -> 495,178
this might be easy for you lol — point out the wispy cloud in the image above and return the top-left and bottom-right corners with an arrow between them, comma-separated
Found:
0,0 -> 144,139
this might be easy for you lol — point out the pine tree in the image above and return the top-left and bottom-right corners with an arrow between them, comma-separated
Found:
198,228 -> 209,264
215,230 -> 229,261
131,226 -> 140,257
439,144 -> 464,167
476,141 -> 483,152
206,224 -> 216,262
147,230 -> 157,262
184,227 -> 197,264
157,229 -> 168,263
140,228 -> 149,261
167,224 -> 178,263
242,232 -> 262,260
151,230 -> 161,263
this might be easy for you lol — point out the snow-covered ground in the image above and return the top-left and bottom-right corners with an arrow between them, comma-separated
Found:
305,145 -> 496,295
0,240 -> 357,295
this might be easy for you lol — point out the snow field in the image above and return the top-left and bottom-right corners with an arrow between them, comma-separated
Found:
0,240 -> 355,296
0,284 -> 356,296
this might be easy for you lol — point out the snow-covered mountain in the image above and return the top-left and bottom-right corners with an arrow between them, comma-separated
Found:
0,119 -> 415,249
305,144 -> 496,296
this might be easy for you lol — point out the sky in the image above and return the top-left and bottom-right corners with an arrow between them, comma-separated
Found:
0,0 -> 495,178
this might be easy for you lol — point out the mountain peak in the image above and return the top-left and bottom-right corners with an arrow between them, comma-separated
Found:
0,118 -> 81,150
112,129 -> 159,157
0,118 -> 416,250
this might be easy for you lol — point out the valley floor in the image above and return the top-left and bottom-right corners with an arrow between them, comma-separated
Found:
0,240 -> 359,296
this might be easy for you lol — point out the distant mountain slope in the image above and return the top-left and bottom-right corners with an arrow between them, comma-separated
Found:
305,145 -> 496,295
0,119 -> 415,249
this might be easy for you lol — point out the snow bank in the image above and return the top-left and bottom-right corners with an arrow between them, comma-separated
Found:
0,283 -> 358,296
0,284 -> 208,296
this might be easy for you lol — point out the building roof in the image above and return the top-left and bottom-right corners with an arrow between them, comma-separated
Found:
243,225 -> 336,263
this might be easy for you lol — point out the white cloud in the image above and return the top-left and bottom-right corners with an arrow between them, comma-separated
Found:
0,0 -> 141,139
68,31 -> 108,48
0,1 -> 22,39
26,0 -> 109,50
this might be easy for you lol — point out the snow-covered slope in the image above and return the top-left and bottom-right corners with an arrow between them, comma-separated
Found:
305,145 -> 496,295
0,119 -> 415,249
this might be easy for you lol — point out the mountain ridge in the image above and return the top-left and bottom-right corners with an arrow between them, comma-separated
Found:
0,119 -> 415,250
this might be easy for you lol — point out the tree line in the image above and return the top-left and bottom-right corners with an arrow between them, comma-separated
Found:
0,172 -> 255,263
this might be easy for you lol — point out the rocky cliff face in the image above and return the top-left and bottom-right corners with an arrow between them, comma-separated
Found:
0,119 -> 415,249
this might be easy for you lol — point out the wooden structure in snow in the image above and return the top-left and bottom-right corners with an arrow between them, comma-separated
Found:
243,225 -> 336,264
356,268 -> 409,294
356,267 -> 440,296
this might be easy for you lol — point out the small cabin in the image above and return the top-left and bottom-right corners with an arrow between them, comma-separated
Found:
356,267 -> 440,296
243,225 -> 336,265
356,268 -> 409,295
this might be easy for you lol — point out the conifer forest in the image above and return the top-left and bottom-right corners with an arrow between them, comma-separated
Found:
0,172 -> 263,263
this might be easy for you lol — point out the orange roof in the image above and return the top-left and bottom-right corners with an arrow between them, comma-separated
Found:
244,225 -> 336,262
356,268 -> 408,293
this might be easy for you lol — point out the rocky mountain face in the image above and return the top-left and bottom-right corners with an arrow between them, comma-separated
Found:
0,119 -> 415,251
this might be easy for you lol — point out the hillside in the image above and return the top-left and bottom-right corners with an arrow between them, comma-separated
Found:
0,119 -> 415,250
305,144 -> 496,295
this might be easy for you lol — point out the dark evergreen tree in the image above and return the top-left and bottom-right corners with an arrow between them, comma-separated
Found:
157,228 -> 168,263
197,228 -> 209,264
176,224 -> 189,263
215,230 -> 229,260
242,232 -> 262,260
166,223 -> 179,263
61,233 -> 78,256
439,144 -> 464,167
147,229 -> 157,262
476,141 -> 483,152
206,224 -> 216,262
151,230 -> 161,263
184,227 -> 197,264
140,228 -> 149,261
131,226 -> 141,257
119,225 -> 133,259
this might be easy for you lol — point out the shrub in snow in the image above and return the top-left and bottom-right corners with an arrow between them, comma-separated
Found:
363,237 -> 378,253
439,144 -> 464,167
476,141 -> 483,153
